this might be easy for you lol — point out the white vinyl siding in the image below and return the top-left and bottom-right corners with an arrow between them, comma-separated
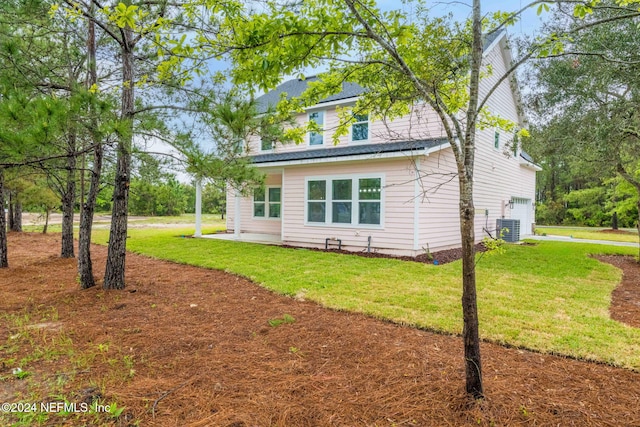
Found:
472,39 -> 537,240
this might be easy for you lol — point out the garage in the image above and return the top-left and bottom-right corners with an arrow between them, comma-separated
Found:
511,197 -> 534,236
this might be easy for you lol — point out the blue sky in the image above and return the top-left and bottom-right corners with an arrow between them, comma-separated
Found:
379,0 -> 546,36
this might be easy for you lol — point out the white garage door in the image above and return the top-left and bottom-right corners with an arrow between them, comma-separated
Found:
511,197 -> 533,236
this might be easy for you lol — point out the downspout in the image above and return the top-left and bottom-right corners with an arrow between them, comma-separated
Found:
281,169 -> 285,243
234,189 -> 242,240
413,157 -> 421,251
194,178 -> 202,237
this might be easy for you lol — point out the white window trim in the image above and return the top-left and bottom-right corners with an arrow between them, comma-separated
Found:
252,185 -> 281,220
304,173 -> 384,229
307,110 -> 325,147
350,114 -> 370,143
260,137 -> 275,152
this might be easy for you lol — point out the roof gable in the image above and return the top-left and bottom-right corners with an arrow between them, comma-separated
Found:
256,30 -> 509,114
255,76 -> 365,113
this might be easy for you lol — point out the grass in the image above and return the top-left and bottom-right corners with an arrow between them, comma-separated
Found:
537,225 -> 640,243
0,307 -> 129,426
98,227 -> 640,370
22,213 -> 227,234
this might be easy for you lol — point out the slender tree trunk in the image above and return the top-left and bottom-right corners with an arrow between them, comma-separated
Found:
0,169 -> 8,268
459,0 -> 484,399
61,26 -> 79,258
460,175 -> 482,398
11,202 -> 22,232
61,133 -> 76,258
78,144 -> 103,288
636,196 -> 640,262
8,194 -> 14,231
43,209 -> 50,234
78,3 -> 101,289
104,29 -> 134,290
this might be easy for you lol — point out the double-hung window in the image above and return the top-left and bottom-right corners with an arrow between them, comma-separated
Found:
332,179 -> 352,223
358,178 -> 381,224
308,111 -> 324,146
307,180 -> 326,222
351,114 -> 369,142
306,175 -> 382,226
261,136 -> 275,151
253,187 -> 281,219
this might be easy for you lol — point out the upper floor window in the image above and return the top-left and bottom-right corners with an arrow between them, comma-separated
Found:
261,136 -> 275,151
352,113 -> 369,142
494,129 -> 500,150
308,111 -> 324,146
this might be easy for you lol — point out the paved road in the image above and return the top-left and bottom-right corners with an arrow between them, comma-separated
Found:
527,235 -> 639,247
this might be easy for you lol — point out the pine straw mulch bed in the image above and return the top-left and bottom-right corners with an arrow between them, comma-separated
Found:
0,232 -> 639,427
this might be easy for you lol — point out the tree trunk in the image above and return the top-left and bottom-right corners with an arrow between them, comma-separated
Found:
460,176 -> 483,398
78,144 -> 102,288
43,209 -> 50,234
460,0 -> 483,399
11,201 -> 22,232
8,194 -> 14,231
104,29 -> 134,290
636,197 -> 640,262
0,169 -> 8,268
78,4 -> 101,289
61,143 -> 76,258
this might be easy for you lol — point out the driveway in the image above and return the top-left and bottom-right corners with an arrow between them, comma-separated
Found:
527,234 -> 639,247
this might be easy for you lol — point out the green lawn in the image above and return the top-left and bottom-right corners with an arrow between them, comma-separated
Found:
93,228 -> 640,371
536,226 -> 640,243
23,214 -> 226,235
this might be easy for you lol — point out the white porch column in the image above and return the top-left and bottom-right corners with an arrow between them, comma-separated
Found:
194,179 -> 202,237
234,189 -> 242,240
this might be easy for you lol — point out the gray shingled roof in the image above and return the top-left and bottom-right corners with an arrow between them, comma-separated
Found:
255,76 -> 365,113
255,31 -> 506,114
483,29 -> 505,51
519,150 -> 535,164
250,139 -> 447,164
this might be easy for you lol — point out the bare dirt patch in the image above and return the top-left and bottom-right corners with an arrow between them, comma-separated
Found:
1,232 -> 640,426
598,228 -> 638,235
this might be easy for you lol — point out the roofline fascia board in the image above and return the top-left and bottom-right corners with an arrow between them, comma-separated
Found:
424,142 -> 450,156
482,30 -> 506,59
519,159 -> 543,171
304,96 -> 359,111
252,148 -> 430,168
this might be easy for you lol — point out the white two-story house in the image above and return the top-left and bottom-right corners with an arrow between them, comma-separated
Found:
224,31 -> 539,256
